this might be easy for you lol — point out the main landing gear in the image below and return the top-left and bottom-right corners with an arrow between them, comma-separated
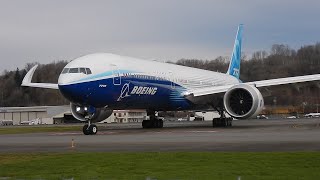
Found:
83,120 -> 98,135
212,108 -> 233,127
142,110 -> 164,129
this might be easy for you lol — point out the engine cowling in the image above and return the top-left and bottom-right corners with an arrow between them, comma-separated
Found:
223,84 -> 264,119
70,103 -> 113,123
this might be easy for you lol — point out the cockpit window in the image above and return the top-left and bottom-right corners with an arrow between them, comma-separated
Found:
69,68 -> 79,73
61,68 -> 69,74
86,68 -> 92,74
79,68 -> 86,74
61,67 -> 92,75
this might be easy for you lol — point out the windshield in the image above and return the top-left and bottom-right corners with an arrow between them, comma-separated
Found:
61,67 -> 92,75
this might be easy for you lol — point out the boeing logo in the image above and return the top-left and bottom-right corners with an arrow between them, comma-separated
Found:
117,83 -> 130,101
117,83 -> 158,101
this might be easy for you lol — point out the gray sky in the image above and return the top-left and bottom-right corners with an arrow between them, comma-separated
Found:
1,0 -> 320,72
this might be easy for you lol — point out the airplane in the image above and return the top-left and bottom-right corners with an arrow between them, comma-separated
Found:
22,24 -> 320,135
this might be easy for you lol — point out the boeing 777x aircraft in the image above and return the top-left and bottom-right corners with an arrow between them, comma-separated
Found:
22,25 -> 320,135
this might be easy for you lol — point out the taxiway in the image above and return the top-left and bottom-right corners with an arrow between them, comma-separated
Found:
0,118 -> 320,152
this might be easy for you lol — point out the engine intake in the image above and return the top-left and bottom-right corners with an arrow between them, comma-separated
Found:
70,103 -> 113,123
223,84 -> 264,119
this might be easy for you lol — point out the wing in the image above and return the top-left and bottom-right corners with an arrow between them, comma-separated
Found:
188,74 -> 320,98
21,65 -> 59,90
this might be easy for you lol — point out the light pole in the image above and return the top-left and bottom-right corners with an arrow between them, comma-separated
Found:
273,97 -> 277,116
302,102 -> 307,114
1,91 -> 3,107
316,104 -> 320,113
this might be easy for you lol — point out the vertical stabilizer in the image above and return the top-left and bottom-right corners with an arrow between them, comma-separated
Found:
227,24 -> 243,79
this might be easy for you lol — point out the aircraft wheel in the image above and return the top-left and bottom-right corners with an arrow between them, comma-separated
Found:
212,118 -> 218,127
154,120 -> 159,128
89,124 -> 98,135
142,120 -> 151,128
159,119 -> 164,128
224,119 -> 228,127
83,124 -> 90,135
142,120 -> 146,128
228,119 -> 233,127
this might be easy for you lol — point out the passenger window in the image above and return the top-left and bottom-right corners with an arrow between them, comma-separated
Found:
69,68 -> 79,73
61,68 -> 69,74
86,68 -> 92,74
80,68 -> 86,74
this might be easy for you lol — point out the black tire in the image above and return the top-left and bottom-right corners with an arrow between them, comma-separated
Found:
154,120 -> 159,128
83,124 -> 90,135
89,124 -> 98,135
142,120 -> 152,128
229,119 -> 233,127
224,119 -> 228,127
142,120 -> 147,128
150,120 -> 155,128
212,119 -> 217,127
159,119 -> 164,128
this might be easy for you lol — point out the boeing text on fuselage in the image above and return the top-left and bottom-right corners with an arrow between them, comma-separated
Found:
130,86 -> 157,95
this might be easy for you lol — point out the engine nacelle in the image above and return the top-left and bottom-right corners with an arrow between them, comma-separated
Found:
223,84 -> 264,119
70,103 -> 113,123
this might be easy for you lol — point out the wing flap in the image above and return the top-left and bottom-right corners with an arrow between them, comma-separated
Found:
21,65 -> 59,90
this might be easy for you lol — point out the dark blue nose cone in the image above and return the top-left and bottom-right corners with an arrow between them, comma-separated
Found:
59,84 -> 88,104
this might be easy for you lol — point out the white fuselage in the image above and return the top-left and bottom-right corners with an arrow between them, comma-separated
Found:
57,53 -> 240,110
58,53 -> 239,89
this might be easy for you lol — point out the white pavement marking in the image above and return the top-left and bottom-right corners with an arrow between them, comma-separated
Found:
51,131 -> 117,136
188,131 -> 218,133
50,132 -> 81,135
153,130 -> 218,134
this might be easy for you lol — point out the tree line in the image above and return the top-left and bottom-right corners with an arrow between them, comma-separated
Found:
0,61 -> 68,107
1,43 -> 320,109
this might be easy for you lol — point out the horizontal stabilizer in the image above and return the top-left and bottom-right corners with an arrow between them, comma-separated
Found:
21,65 -> 59,90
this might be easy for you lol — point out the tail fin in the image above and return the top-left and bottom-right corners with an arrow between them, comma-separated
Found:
227,24 -> 243,79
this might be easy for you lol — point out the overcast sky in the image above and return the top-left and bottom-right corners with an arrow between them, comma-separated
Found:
1,0 -> 320,72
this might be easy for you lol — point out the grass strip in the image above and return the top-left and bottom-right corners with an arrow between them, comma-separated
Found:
0,152 -> 319,179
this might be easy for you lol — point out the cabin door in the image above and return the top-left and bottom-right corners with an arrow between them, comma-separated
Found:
111,64 -> 121,85
169,71 -> 175,89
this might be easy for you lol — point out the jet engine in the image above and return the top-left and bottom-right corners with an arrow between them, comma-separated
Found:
70,103 -> 113,123
223,84 -> 264,119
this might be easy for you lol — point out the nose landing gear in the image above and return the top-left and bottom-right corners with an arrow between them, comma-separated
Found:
83,124 -> 98,135
83,119 -> 98,135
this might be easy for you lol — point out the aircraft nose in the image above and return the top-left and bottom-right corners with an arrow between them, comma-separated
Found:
58,74 -> 67,85
58,73 -> 91,104
58,74 -> 84,85
59,83 -> 87,103
58,74 -> 76,85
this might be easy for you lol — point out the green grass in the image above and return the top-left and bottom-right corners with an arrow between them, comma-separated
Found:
0,152 -> 320,179
0,126 -> 81,134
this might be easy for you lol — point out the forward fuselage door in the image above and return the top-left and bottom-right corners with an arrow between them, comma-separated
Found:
111,64 -> 121,85
169,71 -> 175,89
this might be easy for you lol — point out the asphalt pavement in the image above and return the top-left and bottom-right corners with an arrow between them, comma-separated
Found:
0,118 -> 320,152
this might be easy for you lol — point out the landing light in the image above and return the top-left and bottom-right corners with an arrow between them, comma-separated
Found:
76,107 -> 81,112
